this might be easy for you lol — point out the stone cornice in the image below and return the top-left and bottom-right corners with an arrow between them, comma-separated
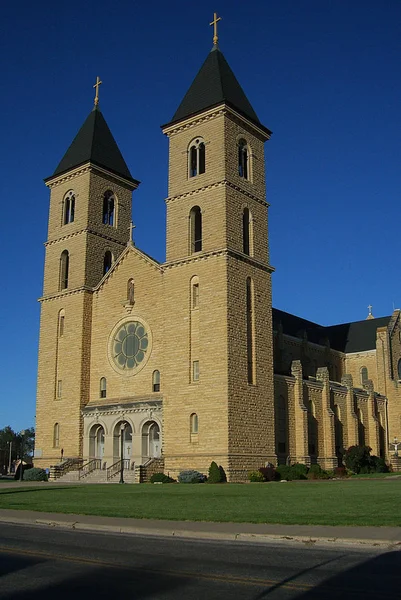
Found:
39,286 -> 93,303
45,227 -> 127,248
45,162 -> 139,191
83,398 -> 162,416
163,247 -> 274,273
162,104 -> 271,141
165,179 -> 268,208
274,373 -> 295,385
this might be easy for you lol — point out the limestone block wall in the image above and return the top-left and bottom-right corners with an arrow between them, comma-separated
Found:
162,254 -> 230,479
35,291 -> 92,468
226,257 -> 275,478
275,333 -> 344,382
273,364 -> 388,470
345,350 -> 378,390
89,248 -> 164,404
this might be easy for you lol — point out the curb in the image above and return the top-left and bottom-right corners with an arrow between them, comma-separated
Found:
1,514 -> 401,550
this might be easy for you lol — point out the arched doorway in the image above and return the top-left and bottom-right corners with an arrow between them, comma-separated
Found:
113,421 -> 133,464
89,424 -> 105,461
142,421 -> 161,459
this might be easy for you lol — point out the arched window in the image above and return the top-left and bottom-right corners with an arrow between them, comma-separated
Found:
246,277 -> 255,384
59,250 -> 69,290
63,190 -> 75,225
58,310 -> 65,337
308,400 -> 318,456
53,423 -> 60,448
152,370 -> 160,392
103,251 -> 112,275
334,404 -> 343,461
190,413 -> 199,434
242,207 -> 253,255
398,359 -> 401,380
102,190 -> 115,226
100,377 -> 107,399
360,366 -> 368,385
238,139 -> 249,179
190,206 -> 202,253
191,276 -> 199,309
277,395 -> 287,454
127,279 -> 135,305
357,407 -> 365,446
188,138 -> 205,177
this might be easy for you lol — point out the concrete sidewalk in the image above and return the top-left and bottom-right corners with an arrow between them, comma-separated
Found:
0,507 -> 400,550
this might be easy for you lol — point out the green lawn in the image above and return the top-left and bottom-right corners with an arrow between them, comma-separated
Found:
1,479 -> 401,527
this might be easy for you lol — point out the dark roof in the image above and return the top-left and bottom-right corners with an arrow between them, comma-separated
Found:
324,317 -> 391,353
47,106 -> 137,184
272,308 -> 391,353
167,46 -> 270,133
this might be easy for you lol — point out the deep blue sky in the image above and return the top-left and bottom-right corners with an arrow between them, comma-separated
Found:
1,1 -> 400,432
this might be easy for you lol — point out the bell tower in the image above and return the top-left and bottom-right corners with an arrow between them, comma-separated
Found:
161,21 -> 276,480
35,85 -> 139,468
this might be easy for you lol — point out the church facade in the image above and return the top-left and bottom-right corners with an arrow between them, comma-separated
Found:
34,40 -> 401,481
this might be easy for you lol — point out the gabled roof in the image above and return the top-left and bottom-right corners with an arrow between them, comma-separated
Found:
46,106 -> 138,185
166,46 -> 270,133
273,308 -> 391,353
324,317 -> 391,353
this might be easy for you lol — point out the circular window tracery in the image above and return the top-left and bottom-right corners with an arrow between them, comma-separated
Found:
109,319 -> 151,374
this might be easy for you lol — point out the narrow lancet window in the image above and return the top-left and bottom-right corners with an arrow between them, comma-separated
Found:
238,139 -> 249,179
63,191 -> 75,224
59,250 -> 69,290
152,370 -> 160,392
190,206 -> 202,253
100,377 -> 107,398
58,310 -> 65,337
189,139 -> 205,177
53,423 -> 60,448
103,251 -> 112,275
242,207 -> 253,255
360,366 -> 368,385
102,191 -> 115,226
246,277 -> 255,384
190,413 -> 199,434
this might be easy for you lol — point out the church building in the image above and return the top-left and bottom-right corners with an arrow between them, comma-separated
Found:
34,23 -> 401,481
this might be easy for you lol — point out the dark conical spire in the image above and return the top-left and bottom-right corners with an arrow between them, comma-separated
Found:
47,106 -> 137,184
167,46 -> 269,133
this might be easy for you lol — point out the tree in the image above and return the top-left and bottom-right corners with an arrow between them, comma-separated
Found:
0,426 -> 35,474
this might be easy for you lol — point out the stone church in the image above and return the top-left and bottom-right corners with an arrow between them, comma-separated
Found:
34,34 -> 401,481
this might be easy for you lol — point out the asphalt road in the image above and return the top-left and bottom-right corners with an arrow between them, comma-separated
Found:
0,523 -> 400,599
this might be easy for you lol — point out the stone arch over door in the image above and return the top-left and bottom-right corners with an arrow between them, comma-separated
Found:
112,420 -> 133,464
142,420 -> 161,459
89,424 -> 105,461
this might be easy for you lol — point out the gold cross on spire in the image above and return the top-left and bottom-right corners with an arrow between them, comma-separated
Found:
128,220 -> 136,246
210,12 -> 221,46
93,76 -> 102,107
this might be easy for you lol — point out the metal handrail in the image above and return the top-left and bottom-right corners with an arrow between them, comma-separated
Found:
50,458 -> 84,479
106,459 -> 130,480
78,458 -> 101,479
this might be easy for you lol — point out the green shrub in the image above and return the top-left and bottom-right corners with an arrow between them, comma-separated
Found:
23,468 -> 48,482
276,463 -> 308,481
370,456 -> 389,473
344,446 -> 372,474
178,469 -> 206,483
307,464 -> 330,479
149,472 -> 175,483
218,465 -> 227,482
248,470 -> 264,482
258,466 -> 277,481
208,461 -> 223,483
275,465 -> 292,480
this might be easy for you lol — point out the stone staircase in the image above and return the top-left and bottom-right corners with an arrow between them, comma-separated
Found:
137,457 -> 165,483
390,455 -> 401,472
